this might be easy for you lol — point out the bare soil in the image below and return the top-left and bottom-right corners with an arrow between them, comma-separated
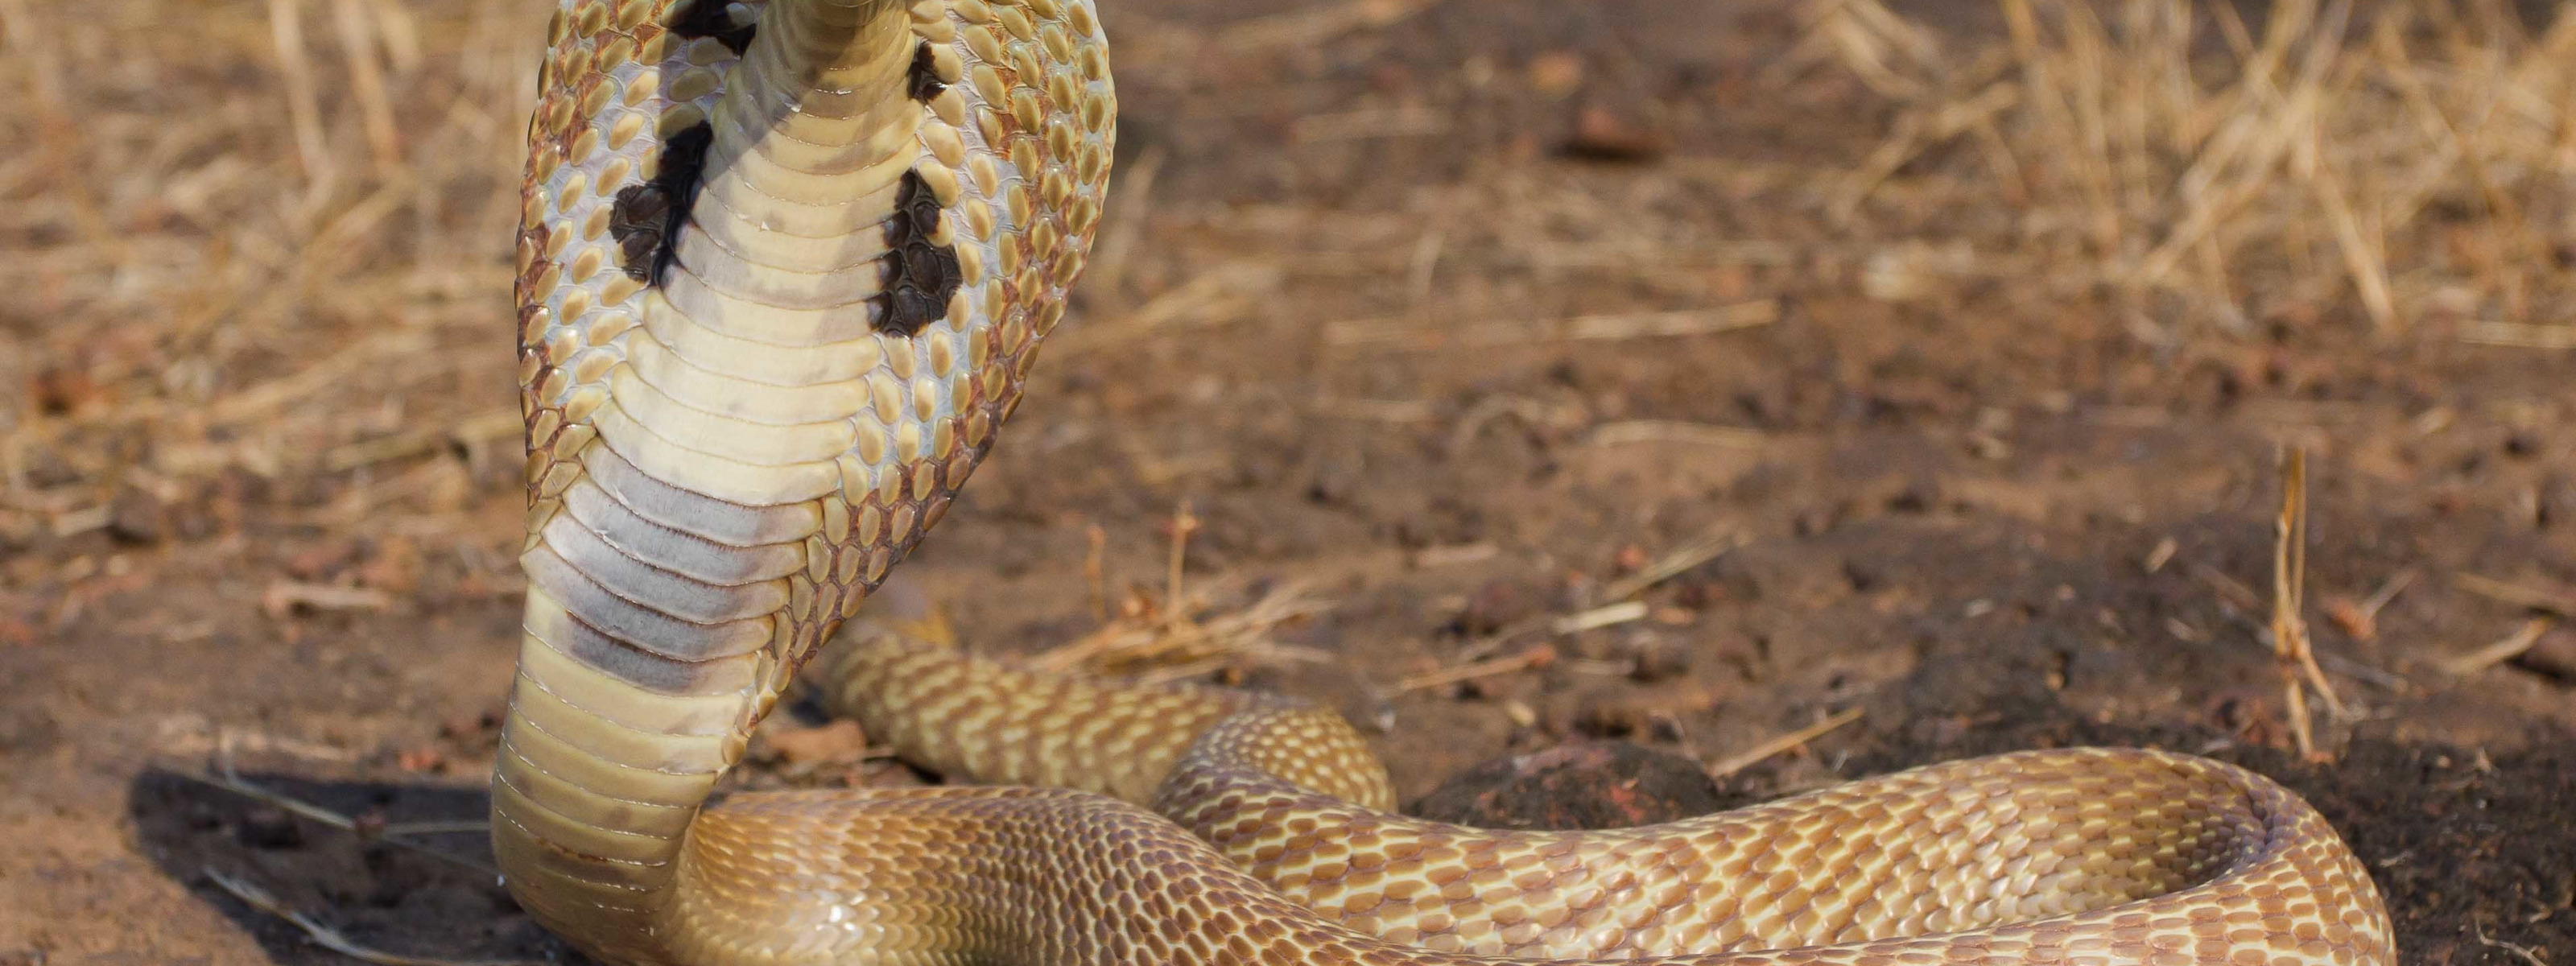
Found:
2,2 -> 2571,964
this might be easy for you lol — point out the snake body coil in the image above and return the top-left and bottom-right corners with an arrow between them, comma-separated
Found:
498,2 -> 2395,964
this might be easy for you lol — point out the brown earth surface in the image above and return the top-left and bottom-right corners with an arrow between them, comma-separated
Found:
3,1 -> 2572,964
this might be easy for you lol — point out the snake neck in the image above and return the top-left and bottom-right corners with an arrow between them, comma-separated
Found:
495,1 -> 954,962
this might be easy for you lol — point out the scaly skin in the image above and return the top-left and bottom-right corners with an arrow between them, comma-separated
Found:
495,2 -> 2395,965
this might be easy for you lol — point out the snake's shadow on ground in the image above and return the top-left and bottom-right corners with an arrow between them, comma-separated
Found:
129,766 -> 583,965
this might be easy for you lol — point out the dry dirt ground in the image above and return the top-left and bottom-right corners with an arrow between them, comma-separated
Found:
3,1 -> 2574,964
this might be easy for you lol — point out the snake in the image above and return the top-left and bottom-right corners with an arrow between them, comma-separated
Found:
494,2 -> 2396,964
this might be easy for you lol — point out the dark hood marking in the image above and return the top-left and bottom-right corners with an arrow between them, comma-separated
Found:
877,170 -> 962,337
668,0 -> 756,56
609,122 -> 714,287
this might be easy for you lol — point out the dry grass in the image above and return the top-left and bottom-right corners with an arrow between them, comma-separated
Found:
4,4 -> 2569,960
0,0 -> 538,547
1802,0 -> 2576,342
10,0 -> 2574,549
8,0 -> 2576,656
2268,446 -> 2343,759
1026,506 -> 1340,686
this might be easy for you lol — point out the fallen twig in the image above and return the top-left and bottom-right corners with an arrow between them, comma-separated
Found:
2458,321 -> 2576,350
1084,524 -> 1109,623
322,409 -> 520,472
262,581 -> 396,618
183,765 -> 495,877
2454,573 -> 2576,616
1454,531 -> 1740,663
1706,707 -> 1865,779
1166,499 -> 1197,614
1550,601 -> 1649,636
204,869 -> 543,966
1596,529 -> 1744,603
2438,617 -> 2556,677
2268,448 -> 2342,762
1029,580 -> 1335,677
2189,561 -> 2265,612
1396,646 -> 1558,694
1028,511 -> 1333,681
1323,303 -> 1779,350
2324,568 -> 2414,642
2470,919 -> 2550,966
1585,422 -> 1767,452
1214,0 -> 1438,53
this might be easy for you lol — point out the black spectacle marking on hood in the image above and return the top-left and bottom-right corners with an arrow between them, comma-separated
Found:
877,170 -> 962,337
908,41 -> 947,103
668,0 -> 757,56
609,122 -> 714,287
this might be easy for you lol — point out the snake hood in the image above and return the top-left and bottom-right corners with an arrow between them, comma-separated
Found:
502,0 -> 1111,959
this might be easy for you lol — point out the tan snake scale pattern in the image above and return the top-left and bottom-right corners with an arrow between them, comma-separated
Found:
496,2 -> 2396,964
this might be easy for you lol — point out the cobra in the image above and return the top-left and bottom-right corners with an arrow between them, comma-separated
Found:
500,2 -> 2397,964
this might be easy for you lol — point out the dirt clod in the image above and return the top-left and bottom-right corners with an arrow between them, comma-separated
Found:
0,706 -> 59,755
1622,632 -> 1690,683
2515,626 -> 2576,681
1414,741 -> 1724,830
1458,579 -> 1538,636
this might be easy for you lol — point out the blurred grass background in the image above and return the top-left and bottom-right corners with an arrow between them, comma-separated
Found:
7,0 -> 2575,547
